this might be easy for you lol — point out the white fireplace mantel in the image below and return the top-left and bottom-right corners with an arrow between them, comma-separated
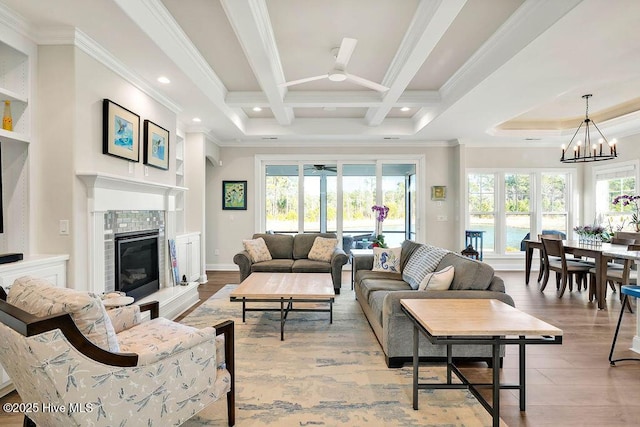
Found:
77,172 -> 187,212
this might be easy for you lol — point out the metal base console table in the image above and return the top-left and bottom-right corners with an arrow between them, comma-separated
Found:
401,299 -> 563,427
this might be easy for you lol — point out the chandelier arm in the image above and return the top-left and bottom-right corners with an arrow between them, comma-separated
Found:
560,94 -> 617,163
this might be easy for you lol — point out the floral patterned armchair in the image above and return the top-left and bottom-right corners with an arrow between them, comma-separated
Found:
0,276 -> 234,426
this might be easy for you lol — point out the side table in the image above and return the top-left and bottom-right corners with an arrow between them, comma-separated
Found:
102,296 -> 134,309
401,298 -> 562,427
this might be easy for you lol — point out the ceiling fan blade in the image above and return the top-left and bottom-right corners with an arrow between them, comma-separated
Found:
280,74 -> 328,88
334,38 -> 357,69
345,73 -> 389,92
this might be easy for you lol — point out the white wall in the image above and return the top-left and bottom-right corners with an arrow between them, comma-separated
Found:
204,144 -> 459,270
35,45 -> 180,289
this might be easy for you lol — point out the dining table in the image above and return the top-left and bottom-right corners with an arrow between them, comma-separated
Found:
524,239 -> 634,310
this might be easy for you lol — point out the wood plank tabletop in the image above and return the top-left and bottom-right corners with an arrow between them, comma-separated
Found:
400,299 -> 563,337
230,272 -> 335,299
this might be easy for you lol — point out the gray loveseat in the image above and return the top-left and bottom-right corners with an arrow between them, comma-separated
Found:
234,233 -> 349,294
354,240 -> 515,368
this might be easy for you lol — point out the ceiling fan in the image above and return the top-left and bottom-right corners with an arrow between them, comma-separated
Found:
280,38 -> 389,92
305,164 -> 337,173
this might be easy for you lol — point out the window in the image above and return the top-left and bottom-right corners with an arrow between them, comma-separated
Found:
260,159 -> 420,247
342,164 -> 376,236
541,173 -> 568,234
303,164 -> 337,232
265,165 -> 299,232
595,163 -> 638,231
466,170 -> 572,255
382,164 -> 415,247
504,174 -> 531,252
468,174 -> 496,252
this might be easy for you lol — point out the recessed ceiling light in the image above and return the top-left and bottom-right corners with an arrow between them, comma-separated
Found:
192,117 -> 201,123
157,76 -> 170,84
253,106 -> 262,112
400,107 -> 410,112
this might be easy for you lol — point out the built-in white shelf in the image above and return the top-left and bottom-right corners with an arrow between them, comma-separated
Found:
0,128 -> 29,144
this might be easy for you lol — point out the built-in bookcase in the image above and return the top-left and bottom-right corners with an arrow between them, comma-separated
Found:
0,33 -> 33,255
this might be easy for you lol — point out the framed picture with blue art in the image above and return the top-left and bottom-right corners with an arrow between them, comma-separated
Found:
222,180 -> 247,210
102,99 -> 140,162
143,119 -> 170,170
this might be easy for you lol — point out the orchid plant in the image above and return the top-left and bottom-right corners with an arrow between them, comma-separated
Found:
371,205 -> 389,248
612,194 -> 640,232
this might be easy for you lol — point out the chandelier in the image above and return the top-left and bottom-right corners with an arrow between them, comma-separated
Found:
560,94 -> 618,163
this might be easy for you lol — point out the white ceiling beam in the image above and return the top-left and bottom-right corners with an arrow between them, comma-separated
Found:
226,90 -> 441,109
220,0 -> 293,125
243,118 -> 415,138
112,0 -> 247,133
413,0 -> 583,135
365,0 -> 466,126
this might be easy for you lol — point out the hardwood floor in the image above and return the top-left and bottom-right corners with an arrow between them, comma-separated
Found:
1,269 -> 639,426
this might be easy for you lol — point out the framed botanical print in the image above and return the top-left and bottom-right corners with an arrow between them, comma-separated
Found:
222,180 -> 247,210
431,185 -> 446,201
143,120 -> 170,170
103,99 -> 140,162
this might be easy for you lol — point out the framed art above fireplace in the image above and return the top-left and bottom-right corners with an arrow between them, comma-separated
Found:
102,99 -> 140,162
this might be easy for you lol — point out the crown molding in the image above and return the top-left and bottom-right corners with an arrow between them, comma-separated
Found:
114,0 -> 246,135
33,25 -> 183,115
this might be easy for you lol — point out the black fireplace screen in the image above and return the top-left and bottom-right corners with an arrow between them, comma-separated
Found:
114,229 -> 160,301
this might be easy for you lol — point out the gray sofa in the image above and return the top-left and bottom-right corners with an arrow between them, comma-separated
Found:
234,233 -> 349,293
354,240 -> 515,368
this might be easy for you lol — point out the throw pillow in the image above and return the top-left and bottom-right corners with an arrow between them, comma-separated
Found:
418,265 -> 455,290
243,237 -> 272,263
372,246 -> 401,272
402,244 -> 449,289
308,237 -> 338,262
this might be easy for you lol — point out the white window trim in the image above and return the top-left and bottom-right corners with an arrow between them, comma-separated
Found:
591,159 -> 640,224
255,154 -> 426,242
465,167 -> 577,258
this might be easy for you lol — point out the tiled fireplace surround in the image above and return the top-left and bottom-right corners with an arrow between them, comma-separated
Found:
79,173 -> 198,318
103,210 -> 165,294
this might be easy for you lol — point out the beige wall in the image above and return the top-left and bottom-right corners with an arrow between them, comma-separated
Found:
35,45 -> 179,289
204,144 -> 460,269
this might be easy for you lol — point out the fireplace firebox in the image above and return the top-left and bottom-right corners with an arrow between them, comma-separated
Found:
114,229 -> 160,301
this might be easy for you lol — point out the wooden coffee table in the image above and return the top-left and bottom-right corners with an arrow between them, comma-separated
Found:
230,272 -> 335,340
400,299 -> 563,427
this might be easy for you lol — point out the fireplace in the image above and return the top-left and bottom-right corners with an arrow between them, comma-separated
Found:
114,229 -> 160,301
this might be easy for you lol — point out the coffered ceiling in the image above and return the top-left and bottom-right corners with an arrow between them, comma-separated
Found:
2,0 -> 639,146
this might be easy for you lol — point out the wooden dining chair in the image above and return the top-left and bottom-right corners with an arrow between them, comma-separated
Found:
589,243 -> 640,312
537,233 -> 563,283
540,236 -> 593,297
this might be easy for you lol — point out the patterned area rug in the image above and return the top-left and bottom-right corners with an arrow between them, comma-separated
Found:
181,285 -> 503,426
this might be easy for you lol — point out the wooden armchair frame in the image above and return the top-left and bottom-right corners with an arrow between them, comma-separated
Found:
0,287 -> 235,426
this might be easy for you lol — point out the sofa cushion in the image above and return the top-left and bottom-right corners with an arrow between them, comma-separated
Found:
437,252 -> 495,290
308,236 -> 338,262
253,233 -> 294,259
8,276 -> 120,352
402,245 -> 449,289
359,277 -> 411,302
243,237 -> 272,263
372,247 -> 401,272
418,266 -> 455,290
251,259 -> 294,273
293,233 -> 337,259
292,259 -> 332,273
